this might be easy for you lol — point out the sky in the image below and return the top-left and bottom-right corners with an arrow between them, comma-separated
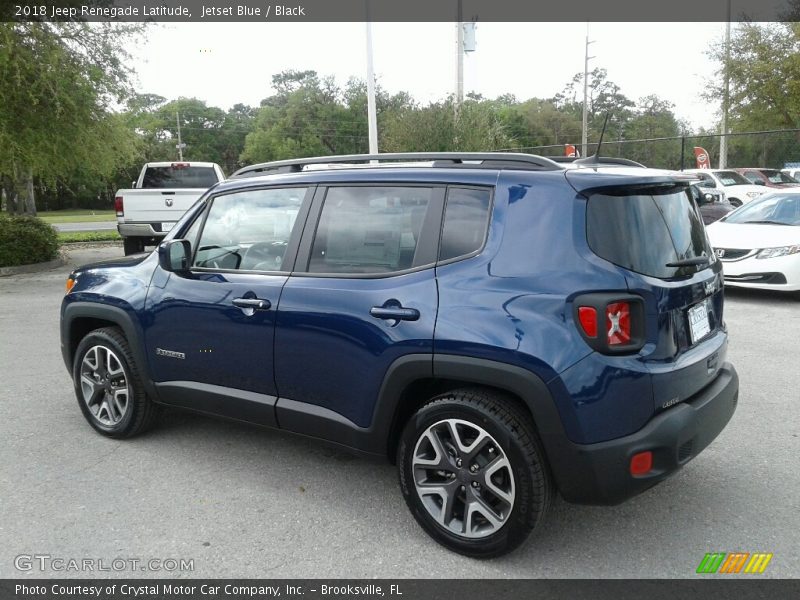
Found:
130,22 -> 727,131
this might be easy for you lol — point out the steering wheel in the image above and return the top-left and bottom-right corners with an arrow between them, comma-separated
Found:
242,241 -> 287,271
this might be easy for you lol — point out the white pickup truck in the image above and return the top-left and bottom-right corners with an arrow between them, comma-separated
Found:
116,161 -> 225,255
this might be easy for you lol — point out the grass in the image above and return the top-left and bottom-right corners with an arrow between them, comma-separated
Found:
39,209 -> 115,224
58,230 -> 121,244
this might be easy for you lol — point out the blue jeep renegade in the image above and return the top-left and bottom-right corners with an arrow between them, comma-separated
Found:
60,153 -> 738,557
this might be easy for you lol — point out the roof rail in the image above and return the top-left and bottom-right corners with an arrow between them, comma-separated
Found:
551,156 -> 646,168
230,152 -> 563,179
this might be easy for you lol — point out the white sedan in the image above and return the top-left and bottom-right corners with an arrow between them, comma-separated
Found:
707,190 -> 800,292
684,169 -> 767,207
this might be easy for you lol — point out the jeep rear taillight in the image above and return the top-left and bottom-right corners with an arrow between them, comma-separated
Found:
606,301 -> 631,346
577,307 -> 598,338
574,294 -> 645,354
114,196 -> 124,217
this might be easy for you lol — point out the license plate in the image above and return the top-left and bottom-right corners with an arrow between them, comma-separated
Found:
161,222 -> 175,232
688,301 -> 711,344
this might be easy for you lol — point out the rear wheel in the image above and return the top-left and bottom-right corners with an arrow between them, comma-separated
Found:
72,327 -> 160,438
397,388 -> 553,557
123,237 -> 145,255
728,198 -> 743,208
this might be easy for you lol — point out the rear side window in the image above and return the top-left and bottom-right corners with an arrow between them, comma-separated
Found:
743,172 -> 762,184
308,186 -> 432,274
439,187 -> 491,262
142,166 -> 219,189
587,186 -> 712,279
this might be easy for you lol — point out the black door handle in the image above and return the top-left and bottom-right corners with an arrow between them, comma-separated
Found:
370,306 -> 420,321
232,297 -> 271,311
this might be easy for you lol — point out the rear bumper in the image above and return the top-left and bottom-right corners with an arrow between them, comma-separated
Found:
554,363 -> 738,505
117,223 -> 168,238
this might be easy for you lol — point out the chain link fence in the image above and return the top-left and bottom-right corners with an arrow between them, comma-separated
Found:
502,128 -> 800,171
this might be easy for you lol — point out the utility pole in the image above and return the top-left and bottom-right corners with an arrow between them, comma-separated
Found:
581,23 -> 595,158
365,19 -> 379,154
175,111 -> 184,161
719,0 -> 731,169
455,0 -> 464,119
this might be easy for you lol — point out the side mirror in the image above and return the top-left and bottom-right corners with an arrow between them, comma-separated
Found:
158,239 -> 191,273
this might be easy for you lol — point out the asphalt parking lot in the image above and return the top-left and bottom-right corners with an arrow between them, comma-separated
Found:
1,245 -> 798,579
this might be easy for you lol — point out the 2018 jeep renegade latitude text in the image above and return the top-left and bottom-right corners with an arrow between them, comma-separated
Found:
60,153 -> 738,557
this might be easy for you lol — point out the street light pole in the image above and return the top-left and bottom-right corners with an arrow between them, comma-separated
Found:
581,23 -> 595,157
176,111 -> 184,161
719,0 -> 731,169
365,19 -> 379,154
455,0 -> 464,119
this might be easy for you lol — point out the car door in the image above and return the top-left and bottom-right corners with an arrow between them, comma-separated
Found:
273,184 -> 444,437
144,185 -> 314,426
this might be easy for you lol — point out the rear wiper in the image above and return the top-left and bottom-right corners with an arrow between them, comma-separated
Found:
666,256 -> 710,268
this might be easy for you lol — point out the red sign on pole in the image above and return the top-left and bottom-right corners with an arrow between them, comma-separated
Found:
565,144 -> 579,158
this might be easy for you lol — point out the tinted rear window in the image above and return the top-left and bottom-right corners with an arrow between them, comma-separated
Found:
439,187 -> 491,261
587,185 -> 712,279
142,166 -> 219,189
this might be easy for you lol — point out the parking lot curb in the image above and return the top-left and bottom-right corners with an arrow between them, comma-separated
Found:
0,257 -> 66,277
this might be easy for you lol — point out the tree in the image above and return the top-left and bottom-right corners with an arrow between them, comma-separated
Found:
555,68 -> 635,145
241,71 -> 413,164
241,71 -> 347,163
709,22 -> 800,132
622,96 -> 684,168
381,97 -> 514,153
704,22 -> 800,167
0,21 -> 142,214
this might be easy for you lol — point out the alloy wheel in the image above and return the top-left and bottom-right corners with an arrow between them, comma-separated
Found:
411,418 -> 515,539
79,345 -> 130,426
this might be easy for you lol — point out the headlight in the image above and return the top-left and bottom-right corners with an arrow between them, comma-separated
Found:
746,191 -> 762,198
756,245 -> 800,259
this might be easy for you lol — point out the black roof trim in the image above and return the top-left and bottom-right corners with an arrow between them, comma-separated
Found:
230,152 -> 563,179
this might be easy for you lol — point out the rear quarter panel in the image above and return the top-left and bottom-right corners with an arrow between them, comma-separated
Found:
434,170 -> 648,443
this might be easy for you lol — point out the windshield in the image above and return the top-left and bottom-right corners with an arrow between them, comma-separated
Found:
724,193 -> 800,226
142,166 -> 219,189
762,170 -> 799,184
587,185 -> 713,279
715,171 -> 751,186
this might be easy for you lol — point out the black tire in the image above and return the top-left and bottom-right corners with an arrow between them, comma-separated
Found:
729,198 -> 743,208
123,237 -> 145,255
397,388 -> 553,558
72,327 -> 160,438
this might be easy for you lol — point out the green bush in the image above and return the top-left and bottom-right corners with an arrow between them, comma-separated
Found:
0,214 -> 60,268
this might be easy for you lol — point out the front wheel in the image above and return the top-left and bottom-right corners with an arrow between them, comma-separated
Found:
72,327 -> 160,438
728,198 -> 743,208
397,388 -> 553,557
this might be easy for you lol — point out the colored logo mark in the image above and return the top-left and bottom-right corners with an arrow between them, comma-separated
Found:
697,552 -> 773,574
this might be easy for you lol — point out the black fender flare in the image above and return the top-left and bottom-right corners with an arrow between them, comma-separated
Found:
370,354 -> 571,467
61,301 -> 160,400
